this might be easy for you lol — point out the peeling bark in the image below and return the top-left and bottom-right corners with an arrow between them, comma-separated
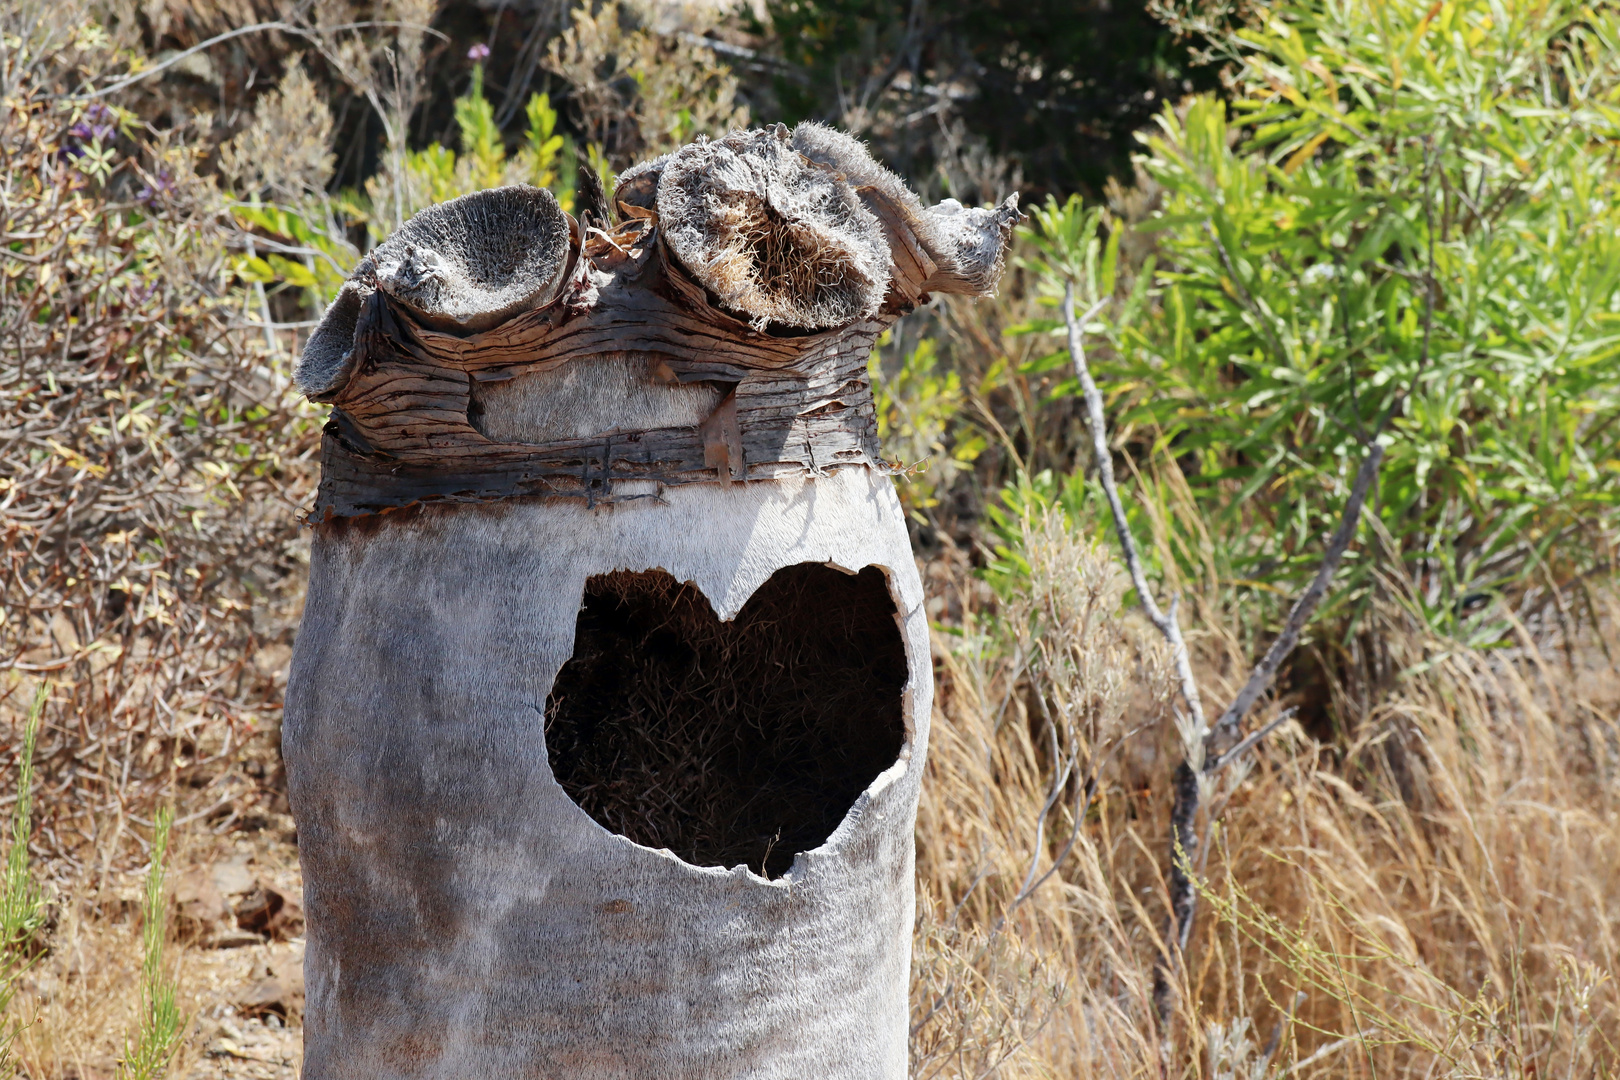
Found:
285,123 -> 1018,1079
310,235 -> 893,519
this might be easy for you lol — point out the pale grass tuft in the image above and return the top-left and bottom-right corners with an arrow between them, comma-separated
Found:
547,1 -> 749,167
218,62 -> 335,200
914,505 -> 1176,1077
912,505 -> 1620,1078
13,904 -> 148,1079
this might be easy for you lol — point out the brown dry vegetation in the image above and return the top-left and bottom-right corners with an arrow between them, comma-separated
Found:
0,8 -> 319,880
911,514 -> 1620,1077
3,1 -> 1619,1079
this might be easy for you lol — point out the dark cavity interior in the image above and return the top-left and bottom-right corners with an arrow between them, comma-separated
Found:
544,563 -> 907,878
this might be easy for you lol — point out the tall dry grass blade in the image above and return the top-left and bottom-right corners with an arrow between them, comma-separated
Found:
1,684 -> 48,1079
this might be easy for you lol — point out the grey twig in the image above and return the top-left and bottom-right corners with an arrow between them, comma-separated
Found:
64,20 -> 447,102
1207,442 -> 1384,748
1206,707 -> 1296,776
1063,281 -> 1210,1035
1064,283 -> 1209,736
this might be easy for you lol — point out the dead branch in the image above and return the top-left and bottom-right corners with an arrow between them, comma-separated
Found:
1063,282 -> 1209,737
1060,279 -> 1389,1039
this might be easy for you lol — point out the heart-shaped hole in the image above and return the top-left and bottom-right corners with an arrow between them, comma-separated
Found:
544,563 -> 907,878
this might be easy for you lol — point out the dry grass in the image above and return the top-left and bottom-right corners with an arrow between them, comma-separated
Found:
909,504 -> 1620,1079
15,503 -> 1618,1079
10,825 -> 306,1080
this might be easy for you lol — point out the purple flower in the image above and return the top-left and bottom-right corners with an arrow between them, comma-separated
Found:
467,43 -> 490,62
61,104 -> 117,161
78,104 -> 116,141
136,169 -> 174,205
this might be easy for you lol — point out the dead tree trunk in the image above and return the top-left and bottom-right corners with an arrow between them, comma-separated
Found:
283,124 -> 1017,1079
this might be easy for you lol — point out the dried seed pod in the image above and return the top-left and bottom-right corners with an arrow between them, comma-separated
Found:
369,184 -> 572,333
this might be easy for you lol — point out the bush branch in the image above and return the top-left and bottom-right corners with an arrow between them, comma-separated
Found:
67,21 -> 448,102
1061,277 -> 1386,1040
1064,282 -> 1209,736
1206,444 -> 1384,748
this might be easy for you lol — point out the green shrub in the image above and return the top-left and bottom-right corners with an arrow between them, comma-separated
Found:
870,332 -> 987,521
1030,0 -> 1620,639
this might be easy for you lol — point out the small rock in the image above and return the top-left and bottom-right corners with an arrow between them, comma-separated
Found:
212,855 -> 256,898
208,1036 -> 250,1060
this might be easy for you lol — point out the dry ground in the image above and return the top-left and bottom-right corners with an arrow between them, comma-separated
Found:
12,757 -> 307,1080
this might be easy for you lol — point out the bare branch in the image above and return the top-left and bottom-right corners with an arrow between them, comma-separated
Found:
1064,280 -> 1211,1041
1206,707 -> 1297,776
1064,282 -> 1209,736
63,21 -> 448,102
1207,442 -> 1384,748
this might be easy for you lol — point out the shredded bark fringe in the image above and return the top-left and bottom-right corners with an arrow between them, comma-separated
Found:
299,124 -> 1022,522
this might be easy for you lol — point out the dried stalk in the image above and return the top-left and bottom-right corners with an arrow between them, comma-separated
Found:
1063,283 -> 1208,736
1060,281 -> 1388,1037
66,20 -> 448,103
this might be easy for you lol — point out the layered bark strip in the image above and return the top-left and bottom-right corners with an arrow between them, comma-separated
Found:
299,124 -> 1019,521
284,123 -> 1016,1079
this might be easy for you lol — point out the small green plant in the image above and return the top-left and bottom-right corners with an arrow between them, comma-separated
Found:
454,57 -> 506,192
979,469 -> 1098,598
1,684 -> 48,1078
116,807 -> 180,1080
235,68 -> 584,317
519,90 -> 568,193
869,331 -> 986,520
232,197 -> 363,309
366,75 -> 580,235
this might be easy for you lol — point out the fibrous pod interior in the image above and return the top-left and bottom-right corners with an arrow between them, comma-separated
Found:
370,184 -> 572,332
656,127 -> 892,331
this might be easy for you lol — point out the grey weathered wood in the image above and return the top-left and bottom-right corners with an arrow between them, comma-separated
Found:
286,124 -> 1018,1079
309,219 -> 903,520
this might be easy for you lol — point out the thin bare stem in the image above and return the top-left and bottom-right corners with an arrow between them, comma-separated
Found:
1064,280 -> 1209,1041
1207,443 -> 1384,748
1206,707 -> 1297,776
64,21 -> 447,102
1064,282 -> 1208,736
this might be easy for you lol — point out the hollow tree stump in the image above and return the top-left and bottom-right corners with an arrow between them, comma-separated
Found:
283,123 -> 1018,1079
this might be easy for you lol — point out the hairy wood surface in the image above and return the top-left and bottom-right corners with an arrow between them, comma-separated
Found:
311,215 -> 928,520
